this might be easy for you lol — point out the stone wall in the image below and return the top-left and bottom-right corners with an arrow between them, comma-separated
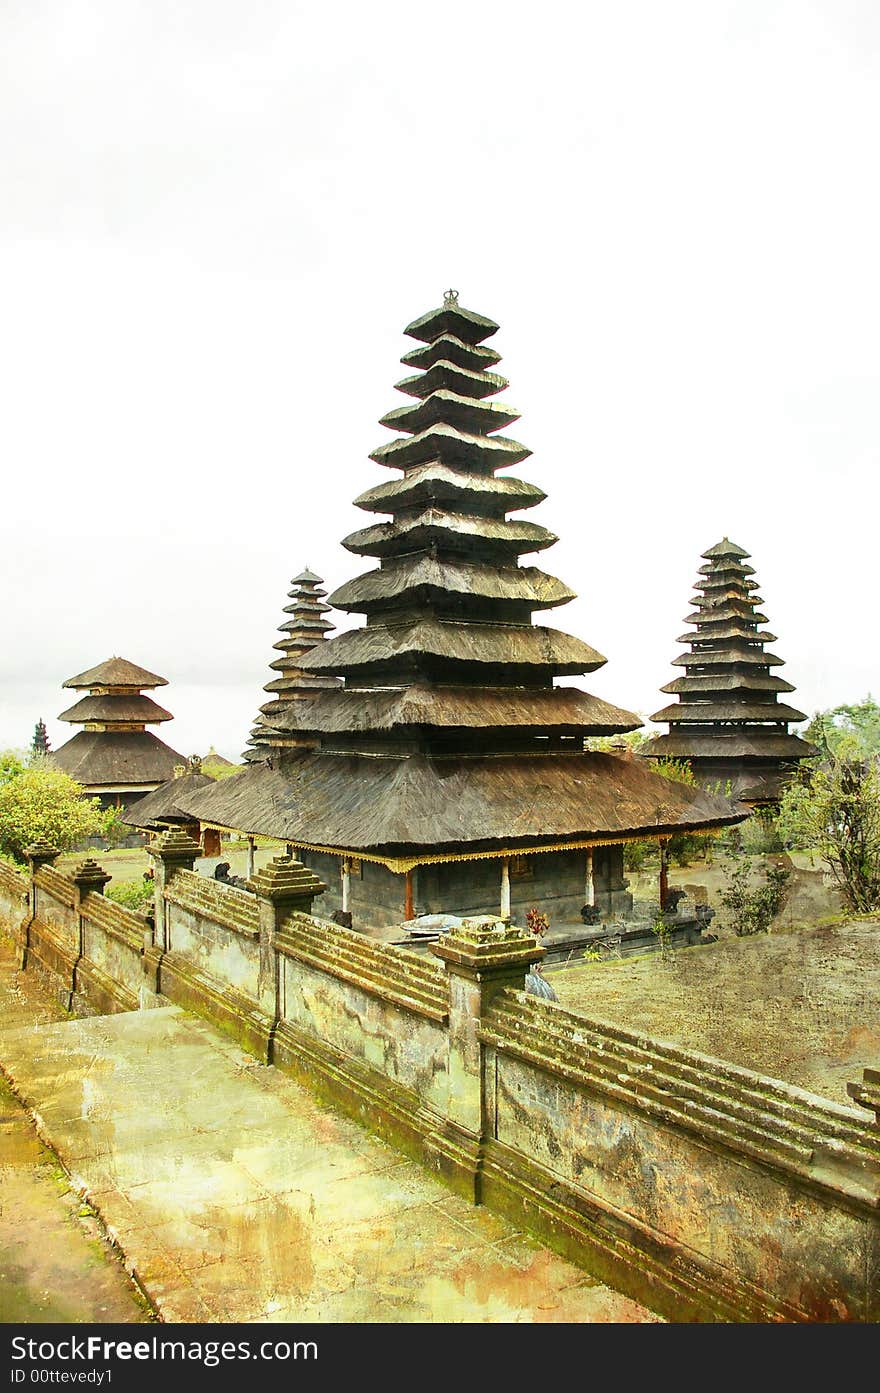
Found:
0,859 -> 28,936
2,837 -> 878,1324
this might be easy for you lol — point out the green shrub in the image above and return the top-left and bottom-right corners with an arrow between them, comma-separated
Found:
719,856 -> 791,936
105,880 -> 154,912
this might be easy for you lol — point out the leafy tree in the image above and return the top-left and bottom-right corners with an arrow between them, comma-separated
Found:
0,761 -> 105,863
0,750 -> 26,784
777,755 -> 880,913
99,803 -> 130,849
805,696 -> 880,761
585,729 -> 647,753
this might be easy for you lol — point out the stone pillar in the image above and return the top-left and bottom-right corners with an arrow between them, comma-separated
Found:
593,844 -> 633,918
404,868 -> 414,921
251,855 -> 326,1020
246,836 -> 256,880
433,918 -> 544,1143
341,857 -> 351,914
70,859 -> 111,1005
21,840 -> 60,967
148,828 -> 201,951
659,838 -> 670,911
584,847 -> 594,907
499,857 -> 511,922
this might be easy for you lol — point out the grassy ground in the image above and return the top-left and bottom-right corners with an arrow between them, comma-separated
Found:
551,914 -> 880,1107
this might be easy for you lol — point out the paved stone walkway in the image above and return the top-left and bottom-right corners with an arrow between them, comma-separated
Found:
0,939 -> 151,1322
0,971 -> 656,1322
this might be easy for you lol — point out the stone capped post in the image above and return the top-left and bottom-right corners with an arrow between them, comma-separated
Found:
251,855 -> 326,1016
71,858 -> 112,899
20,841 -> 60,966
148,828 -> 202,951
70,859 -> 112,1002
433,917 -> 544,1141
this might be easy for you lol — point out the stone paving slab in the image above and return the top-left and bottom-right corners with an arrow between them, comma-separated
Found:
0,1002 -> 657,1323
0,937 -> 151,1323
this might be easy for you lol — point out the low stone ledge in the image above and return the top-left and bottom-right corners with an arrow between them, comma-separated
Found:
275,929 -> 448,1023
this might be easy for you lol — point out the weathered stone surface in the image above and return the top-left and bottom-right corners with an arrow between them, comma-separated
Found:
0,999 -> 654,1324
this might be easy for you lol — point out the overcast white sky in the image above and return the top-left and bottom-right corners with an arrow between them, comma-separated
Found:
1,1 -> 877,761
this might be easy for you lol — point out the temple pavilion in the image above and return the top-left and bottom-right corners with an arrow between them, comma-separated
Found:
183,294 -> 744,927
53,656 -> 186,810
642,538 -> 816,804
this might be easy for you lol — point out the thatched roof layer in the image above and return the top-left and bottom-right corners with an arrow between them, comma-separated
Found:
353,463 -> 545,515
330,558 -> 574,613
400,334 -> 501,372
63,656 -> 168,690
57,694 -> 174,725
395,361 -> 507,401
342,508 -> 556,558
702,537 -> 750,560
650,700 -> 808,724
53,730 -> 185,787
179,749 -> 745,857
661,673 -> 797,695
270,685 -> 640,736
298,620 -> 606,677
404,301 -> 499,345
369,423 -> 531,472
644,731 -> 815,759
380,390 -> 520,437
123,771 -> 216,829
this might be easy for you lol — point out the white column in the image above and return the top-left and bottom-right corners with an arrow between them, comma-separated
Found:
246,836 -> 255,879
584,848 -> 595,906
500,856 -> 511,920
341,858 -> 351,913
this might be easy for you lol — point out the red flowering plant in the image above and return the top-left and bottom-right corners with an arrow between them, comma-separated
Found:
525,907 -> 549,938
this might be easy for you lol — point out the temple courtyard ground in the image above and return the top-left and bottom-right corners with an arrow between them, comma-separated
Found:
0,936 -> 654,1324
551,916 -> 880,1107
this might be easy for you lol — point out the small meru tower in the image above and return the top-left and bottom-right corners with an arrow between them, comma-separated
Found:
53,656 -> 186,810
643,538 -> 816,804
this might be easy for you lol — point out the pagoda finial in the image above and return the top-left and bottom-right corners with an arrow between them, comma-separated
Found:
443,288 -> 459,307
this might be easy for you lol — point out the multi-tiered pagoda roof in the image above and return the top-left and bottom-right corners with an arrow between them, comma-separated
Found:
643,539 -> 816,803
185,295 -> 742,868
243,568 -> 341,761
53,656 -> 185,804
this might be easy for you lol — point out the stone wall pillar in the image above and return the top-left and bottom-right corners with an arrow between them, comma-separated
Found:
251,855 -> 326,1019
69,859 -> 111,1008
593,844 -> 633,919
500,857 -> 511,922
432,919 -> 543,1193
148,829 -> 201,951
21,840 -> 60,967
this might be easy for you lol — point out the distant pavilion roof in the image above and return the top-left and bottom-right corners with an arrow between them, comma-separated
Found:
54,654 -> 183,793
